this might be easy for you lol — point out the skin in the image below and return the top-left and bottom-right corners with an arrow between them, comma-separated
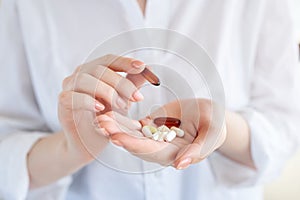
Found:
98,100 -> 255,170
27,0 -> 255,190
27,54 -> 147,188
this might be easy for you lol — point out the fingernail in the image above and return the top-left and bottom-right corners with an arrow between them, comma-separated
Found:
132,120 -> 142,129
131,60 -> 145,68
96,128 -> 109,137
116,97 -> 128,109
95,102 -> 105,111
111,140 -> 123,147
133,90 -> 144,101
177,158 -> 192,170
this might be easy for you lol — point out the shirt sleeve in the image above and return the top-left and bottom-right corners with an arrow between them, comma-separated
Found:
209,0 -> 300,187
0,1 -> 71,199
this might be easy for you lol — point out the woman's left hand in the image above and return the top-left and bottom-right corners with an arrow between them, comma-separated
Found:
97,99 -> 227,169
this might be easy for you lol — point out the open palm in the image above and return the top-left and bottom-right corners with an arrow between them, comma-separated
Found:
97,99 -> 226,169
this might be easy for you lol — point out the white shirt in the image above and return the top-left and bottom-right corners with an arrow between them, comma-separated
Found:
1,0 -> 300,200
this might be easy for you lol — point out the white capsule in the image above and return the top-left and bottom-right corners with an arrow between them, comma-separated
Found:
171,126 -> 185,137
152,131 -> 161,141
158,132 -> 168,141
157,125 -> 170,132
142,126 -> 153,138
165,130 -> 177,142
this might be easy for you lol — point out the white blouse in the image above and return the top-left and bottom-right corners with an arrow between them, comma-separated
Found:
0,0 -> 300,200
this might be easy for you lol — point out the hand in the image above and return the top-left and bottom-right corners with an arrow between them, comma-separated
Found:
97,99 -> 227,169
58,54 -> 146,162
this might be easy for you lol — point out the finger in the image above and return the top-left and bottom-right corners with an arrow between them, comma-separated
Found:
104,111 -> 142,130
99,119 -> 143,137
126,73 -> 147,89
87,54 -> 146,74
58,91 -> 105,112
173,126 -> 210,170
96,113 -> 141,131
110,133 -> 180,166
173,143 -> 203,170
78,66 -> 144,102
96,67 -> 144,101
67,72 -> 129,110
110,133 -> 168,154
139,117 -> 152,127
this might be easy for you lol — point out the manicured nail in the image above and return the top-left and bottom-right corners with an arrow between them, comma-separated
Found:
111,140 -> 123,147
95,102 -> 105,111
116,97 -> 128,109
131,60 -> 144,68
177,158 -> 192,170
133,90 -> 144,101
132,120 -> 142,129
96,128 -> 109,137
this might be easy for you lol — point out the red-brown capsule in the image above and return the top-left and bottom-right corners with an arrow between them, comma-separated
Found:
153,117 -> 181,128
141,67 -> 160,86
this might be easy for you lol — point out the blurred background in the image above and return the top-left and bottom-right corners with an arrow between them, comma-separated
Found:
264,1 -> 300,199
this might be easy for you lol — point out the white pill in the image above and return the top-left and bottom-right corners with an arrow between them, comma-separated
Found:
171,126 -> 185,137
157,125 -> 170,132
152,131 -> 161,141
142,126 -> 153,138
158,132 -> 168,141
165,130 -> 177,142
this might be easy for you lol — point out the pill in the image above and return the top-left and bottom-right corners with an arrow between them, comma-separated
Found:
141,67 -> 160,86
165,130 -> 177,142
170,126 -> 185,137
152,131 -> 160,141
142,126 -> 153,138
157,125 -> 170,132
158,131 -> 167,141
148,126 -> 157,134
154,117 -> 181,128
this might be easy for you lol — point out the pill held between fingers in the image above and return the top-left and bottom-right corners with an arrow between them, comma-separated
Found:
141,67 -> 160,86
142,126 -> 153,138
154,117 -> 181,128
165,130 -> 177,142
171,126 -> 185,137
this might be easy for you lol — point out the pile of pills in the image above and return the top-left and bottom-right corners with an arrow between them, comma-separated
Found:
141,117 -> 184,142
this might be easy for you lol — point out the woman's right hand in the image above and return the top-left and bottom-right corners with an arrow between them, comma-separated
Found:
58,54 -> 146,163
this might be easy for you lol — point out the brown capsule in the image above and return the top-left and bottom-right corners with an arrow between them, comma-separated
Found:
141,67 -> 160,86
153,117 -> 181,128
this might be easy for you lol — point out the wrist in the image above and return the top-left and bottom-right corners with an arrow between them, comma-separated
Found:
59,131 -> 95,167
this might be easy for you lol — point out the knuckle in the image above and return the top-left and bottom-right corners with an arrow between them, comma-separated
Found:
62,76 -> 72,89
103,54 -> 114,64
59,91 -> 72,106
74,73 -> 87,90
95,65 -> 107,79
118,77 -> 136,93
75,65 -> 83,73
82,95 -> 92,108
106,86 -> 116,100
